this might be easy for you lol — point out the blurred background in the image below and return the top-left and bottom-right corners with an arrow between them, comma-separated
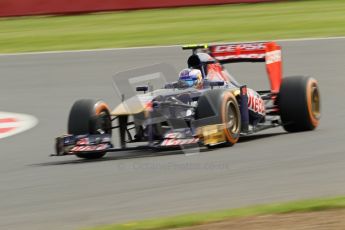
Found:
0,0 -> 344,230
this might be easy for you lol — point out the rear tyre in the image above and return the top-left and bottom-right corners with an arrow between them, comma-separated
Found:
68,99 -> 112,159
196,90 -> 241,145
278,76 -> 321,132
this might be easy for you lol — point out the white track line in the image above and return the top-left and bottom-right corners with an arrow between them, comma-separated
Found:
0,36 -> 344,57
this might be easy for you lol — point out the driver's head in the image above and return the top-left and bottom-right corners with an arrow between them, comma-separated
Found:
178,68 -> 202,88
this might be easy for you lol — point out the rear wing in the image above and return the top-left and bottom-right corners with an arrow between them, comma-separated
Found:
183,42 -> 282,92
210,42 -> 282,92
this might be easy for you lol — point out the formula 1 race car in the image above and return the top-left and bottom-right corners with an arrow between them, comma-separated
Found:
54,41 -> 321,159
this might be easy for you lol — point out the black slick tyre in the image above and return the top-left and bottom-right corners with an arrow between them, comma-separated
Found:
68,99 -> 112,159
196,89 -> 241,145
278,76 -> 321,132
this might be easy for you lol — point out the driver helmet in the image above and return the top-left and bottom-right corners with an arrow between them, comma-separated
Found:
178,68 -> 203,88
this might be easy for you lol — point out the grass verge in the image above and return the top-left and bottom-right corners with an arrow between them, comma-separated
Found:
84,196 -> 345,230
0,0 -> 345,53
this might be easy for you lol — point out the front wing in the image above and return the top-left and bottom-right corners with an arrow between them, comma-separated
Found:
53,133 -> 202,156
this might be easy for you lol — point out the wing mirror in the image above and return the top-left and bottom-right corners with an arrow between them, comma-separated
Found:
204,80 -> 224,88
136,86 -> 149,93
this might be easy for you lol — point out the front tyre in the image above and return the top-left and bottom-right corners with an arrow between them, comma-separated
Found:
196,90 -> 241,145
222,92 -> 241,144
68,99 -> 112,159
278,76 -> 321,132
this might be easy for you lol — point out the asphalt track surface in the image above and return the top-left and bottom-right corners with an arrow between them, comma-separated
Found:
0,38 -> 344,230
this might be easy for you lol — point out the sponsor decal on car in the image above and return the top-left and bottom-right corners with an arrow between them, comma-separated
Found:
215,54 -> 266,60
71,143 -> 110,152
76,138 -> 89,145
247,91 -> 265,115
266,50 -> 282,64
161,138 -> 199,146
212,43 -> 266,53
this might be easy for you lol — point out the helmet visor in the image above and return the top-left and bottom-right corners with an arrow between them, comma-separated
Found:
185,80 -> 195,87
